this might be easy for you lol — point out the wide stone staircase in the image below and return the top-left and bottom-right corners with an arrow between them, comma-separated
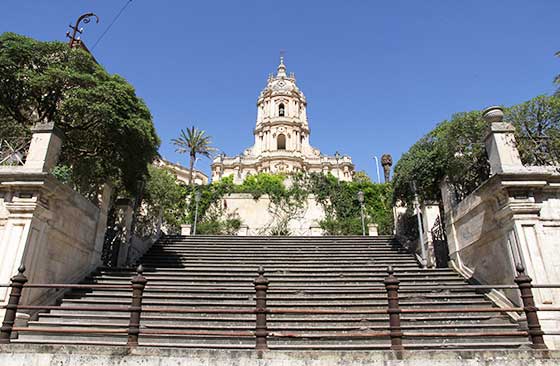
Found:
14,235 -> 531,350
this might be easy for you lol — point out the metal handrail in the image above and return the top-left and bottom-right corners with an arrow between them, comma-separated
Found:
1,264 -> 559,351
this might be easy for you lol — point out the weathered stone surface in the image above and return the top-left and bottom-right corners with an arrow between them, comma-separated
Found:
222,193 -> 325,236
0,344 -> 558,366
443,171 -> 560,349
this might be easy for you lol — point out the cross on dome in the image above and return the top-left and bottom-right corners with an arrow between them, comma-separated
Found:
277,53 -> 287,77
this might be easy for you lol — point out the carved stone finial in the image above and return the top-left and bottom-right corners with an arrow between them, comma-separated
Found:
482,106 -> 504,123
516,263 -> 525,274
137,264 -> 144,275
387,265 -> 394,275
18,263 -> 26,274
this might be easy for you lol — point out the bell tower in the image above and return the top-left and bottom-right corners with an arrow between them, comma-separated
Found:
211,56 -> 354,183
252,56 -> 311,156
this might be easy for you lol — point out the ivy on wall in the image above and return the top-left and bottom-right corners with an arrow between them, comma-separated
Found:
171,172 -> 394,236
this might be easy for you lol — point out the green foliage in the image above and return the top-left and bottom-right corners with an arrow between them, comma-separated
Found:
353,171 -> 372,183
172,126 -> 217,186
143,165 -> 187,232
51,164 -> 73,185
506,95 -> 560,166
178,172 -> 393,236
393,111 -> 490,205
393,95 -> 560,207
307,173 -> 394,235
0,32 -> 160,197
196,204 -> 241,235
237,173 -> 286,200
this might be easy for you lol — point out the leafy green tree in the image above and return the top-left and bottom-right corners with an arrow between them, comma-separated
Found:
353,171 -> 372,183
172,126 -> 217,187
0,32 -> 160,197
142,165 -> 187,231
392,111 -> 489,206
393,95 -> 560,208
506,95 -> 560,165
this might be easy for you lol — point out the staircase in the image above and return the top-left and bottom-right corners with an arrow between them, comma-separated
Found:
15,235 -> 530,350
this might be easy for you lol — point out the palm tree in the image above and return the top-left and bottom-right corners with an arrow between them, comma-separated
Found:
172,126 -> 217,187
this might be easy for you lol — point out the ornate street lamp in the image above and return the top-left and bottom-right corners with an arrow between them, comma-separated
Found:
193,190 -> 202,235
334,151 -> 341,183
357,190 -> 365,236
66,13 -> 99,48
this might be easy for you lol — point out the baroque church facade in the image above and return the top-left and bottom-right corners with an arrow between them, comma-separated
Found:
211,57 -> 354,183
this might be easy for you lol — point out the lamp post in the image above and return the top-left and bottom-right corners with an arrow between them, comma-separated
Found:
193,190 -> 202,235
357,190 -> 366,236
412,181 -> 428,269
334,151 -> 341,183
373,156 -> 381,183
66,13 -> 99,48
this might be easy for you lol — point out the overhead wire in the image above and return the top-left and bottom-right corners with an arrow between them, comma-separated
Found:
91,0 -> 134,50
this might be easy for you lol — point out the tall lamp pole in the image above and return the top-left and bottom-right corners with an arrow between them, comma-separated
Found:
412,181 -> 428,269
193,190 -> 202,235
357,190 -> 366,236
373,156 -> 381,183
334,151 -> 341,183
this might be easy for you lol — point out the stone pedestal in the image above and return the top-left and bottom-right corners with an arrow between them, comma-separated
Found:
237,225 -> 249,236
24,122 -> 63,172
368,224 -> 379,236
181,224 -> 192,236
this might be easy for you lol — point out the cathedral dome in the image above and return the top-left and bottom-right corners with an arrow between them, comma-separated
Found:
258,57 -> 306,102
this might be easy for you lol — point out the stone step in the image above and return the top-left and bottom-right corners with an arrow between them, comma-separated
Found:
27,320 -> 518,332
12,234 -> 529,350
58,297 -> 493,308
69,291 -> 487,301
40,312 -> 511,324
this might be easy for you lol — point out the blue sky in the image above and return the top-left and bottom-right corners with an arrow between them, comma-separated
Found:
2,1 -> 559,181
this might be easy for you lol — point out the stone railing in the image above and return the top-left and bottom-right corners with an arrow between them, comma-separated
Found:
0,122 -> 112,320
442,106 -> 560,348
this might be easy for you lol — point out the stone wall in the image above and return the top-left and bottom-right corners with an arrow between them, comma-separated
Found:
222,193 -> 325,236
442,107 -> 560,348
0,345 -> 558,366
0,123 -> 111,319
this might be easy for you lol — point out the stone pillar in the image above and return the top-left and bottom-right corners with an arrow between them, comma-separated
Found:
483,106 -> 523,175
24,122 -> 64,172
310,224 -> 323,236
91,183 -> 113,268
237,224 -> 249,236
368,223 -> 379,236
115,199 -> 134,267
180,224 -> 192,235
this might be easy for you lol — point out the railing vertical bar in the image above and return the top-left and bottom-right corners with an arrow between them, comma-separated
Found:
514,264 -> 547,349
384,265 -> 404,352
254,265 -> 269,351
127,265 -> 147,348
0,264 -> 27,344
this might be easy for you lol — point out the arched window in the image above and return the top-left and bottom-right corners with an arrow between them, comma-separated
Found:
278,103 -> 285,117
277,134 -> 286,150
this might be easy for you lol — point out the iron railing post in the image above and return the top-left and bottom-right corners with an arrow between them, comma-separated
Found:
0,264 -> 27,344
127,265 -> 147,347
514,264 -> 547,349
254,266 -> 269,351
384,266 -> 403,352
